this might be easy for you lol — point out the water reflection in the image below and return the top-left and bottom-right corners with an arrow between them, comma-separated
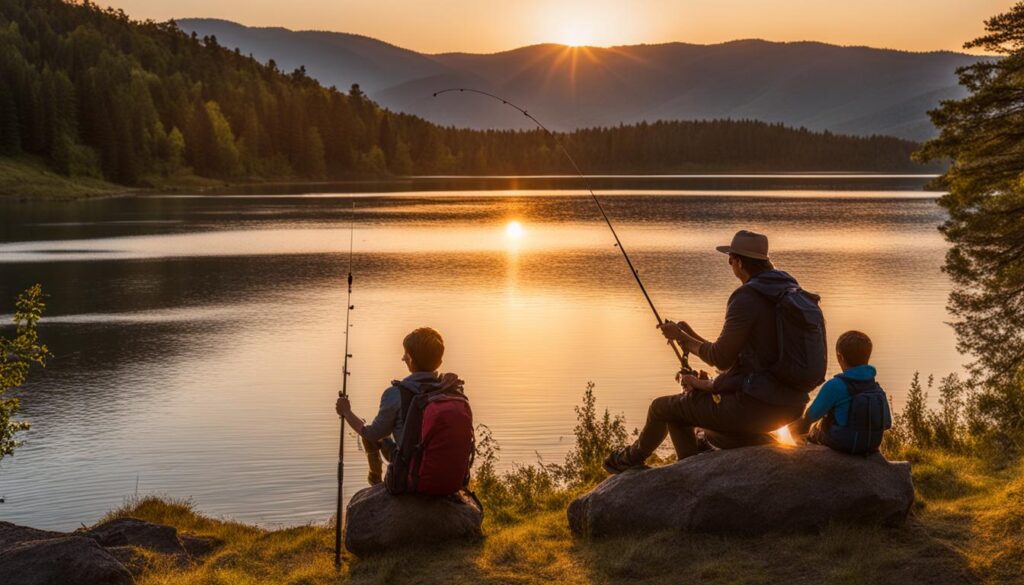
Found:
0,184 -> 956,531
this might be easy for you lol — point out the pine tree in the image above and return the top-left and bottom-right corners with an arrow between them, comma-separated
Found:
0,79 -> 20,155
915,2 -> 1024,433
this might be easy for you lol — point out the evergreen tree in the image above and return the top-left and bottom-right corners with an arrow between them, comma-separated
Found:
205,100 -> 241,176
301,126 -> 326,178
0,79 -> 20,155
186,98 -> 217,175
916,2 -> 1024,434
166,126 -> 185,172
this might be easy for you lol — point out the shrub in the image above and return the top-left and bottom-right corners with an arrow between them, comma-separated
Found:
883,371 -> 1019,466
0,285 -> 50,461
473,382 -> 628,523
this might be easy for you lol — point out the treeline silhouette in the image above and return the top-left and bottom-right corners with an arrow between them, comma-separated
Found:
0,0 -> 938,185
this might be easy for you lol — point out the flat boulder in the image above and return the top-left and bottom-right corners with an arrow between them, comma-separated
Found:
0,535 -> 133,585
568,444 -> 914,537
344,484 -> 483,556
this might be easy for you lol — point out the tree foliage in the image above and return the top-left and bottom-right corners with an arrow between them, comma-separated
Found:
916,2 -> 1024,437
0,0 -> 936,185
0,284 -> 49,461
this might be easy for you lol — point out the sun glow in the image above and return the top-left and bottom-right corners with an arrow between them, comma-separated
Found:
505,220 -> 525,239
773,425 -> 799,447
556,21 -> 595,48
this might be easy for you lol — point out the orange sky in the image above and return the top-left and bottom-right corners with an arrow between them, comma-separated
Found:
102,0 -> 1013,54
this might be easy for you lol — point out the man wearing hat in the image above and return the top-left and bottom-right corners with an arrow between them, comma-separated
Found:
604,230 -> 817,473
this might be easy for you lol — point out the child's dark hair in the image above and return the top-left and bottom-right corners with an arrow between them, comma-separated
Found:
836,330 -> 872,367
403,327 -> 444,371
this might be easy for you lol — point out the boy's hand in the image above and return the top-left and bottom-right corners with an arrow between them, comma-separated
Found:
336,396 -> 352,417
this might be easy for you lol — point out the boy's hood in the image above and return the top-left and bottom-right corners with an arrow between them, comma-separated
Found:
840,364 -> 876,380
396,371 -> 464,394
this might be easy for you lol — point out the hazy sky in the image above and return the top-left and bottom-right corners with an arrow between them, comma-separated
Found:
102,0 -> 1014,54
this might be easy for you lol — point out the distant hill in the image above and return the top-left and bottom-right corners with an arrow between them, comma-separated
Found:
178,18 -> 983,141
0,0 -> 944,191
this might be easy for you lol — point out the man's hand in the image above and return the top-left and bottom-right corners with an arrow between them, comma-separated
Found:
658,320 -> 702,353
678,373 -> 714,392
336,396 -> 352,417
657,321 -> 685,341
675,321 -> 699,339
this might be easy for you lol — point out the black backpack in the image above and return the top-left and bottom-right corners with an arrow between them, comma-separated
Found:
748,283 -> 828,394
821,376 -> 892,455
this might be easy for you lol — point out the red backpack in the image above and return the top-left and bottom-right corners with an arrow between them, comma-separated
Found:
384,373 -> 476,497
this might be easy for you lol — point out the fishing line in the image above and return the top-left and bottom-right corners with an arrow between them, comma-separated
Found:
433,88 -> 693,373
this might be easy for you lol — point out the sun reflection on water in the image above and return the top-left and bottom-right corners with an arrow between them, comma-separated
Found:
505,220 -> 525,239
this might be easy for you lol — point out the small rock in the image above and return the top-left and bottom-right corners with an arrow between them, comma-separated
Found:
568,444 -> 914,537
344,484 -> 483,556
0,535 -> 133,585
181,535 -> 221,559
88,518 -> 187,556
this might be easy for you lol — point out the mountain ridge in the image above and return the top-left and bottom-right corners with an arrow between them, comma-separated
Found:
178,18 -> 982,140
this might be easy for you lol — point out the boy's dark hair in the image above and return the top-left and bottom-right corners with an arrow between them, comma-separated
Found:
404,327 -> 444,371
836,330 -> 872,367
731,253 -> 775,275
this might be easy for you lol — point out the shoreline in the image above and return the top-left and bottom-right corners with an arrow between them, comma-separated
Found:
1,157 -> 942,202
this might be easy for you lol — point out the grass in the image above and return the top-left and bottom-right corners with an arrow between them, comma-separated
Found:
0,157 -> 126,199
104,446 -> 1022,585
0,156 -> 345,200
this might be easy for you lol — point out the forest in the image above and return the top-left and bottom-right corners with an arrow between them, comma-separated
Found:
0,0 -> 941,186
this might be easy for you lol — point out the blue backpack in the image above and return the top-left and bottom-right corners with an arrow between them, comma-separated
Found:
822,375 -> 892,455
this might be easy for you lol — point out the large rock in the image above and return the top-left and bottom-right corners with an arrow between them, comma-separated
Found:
568,444 -> 914,537
344,484 -> 483,556
0,535 -> 133,585
0,522 -> 67,549
0,518 -> 212,583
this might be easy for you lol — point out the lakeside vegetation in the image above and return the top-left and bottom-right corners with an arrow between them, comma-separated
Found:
0,0 -> 940,199
103,379 -> 1021,585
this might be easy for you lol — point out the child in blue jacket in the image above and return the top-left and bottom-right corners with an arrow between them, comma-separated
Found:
790,330 -> 892,454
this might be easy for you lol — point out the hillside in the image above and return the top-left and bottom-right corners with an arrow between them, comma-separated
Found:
180,18 -> 984,141
0,1 -> 941,195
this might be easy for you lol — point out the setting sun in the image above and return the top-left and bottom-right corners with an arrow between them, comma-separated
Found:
505,220 -> 525,238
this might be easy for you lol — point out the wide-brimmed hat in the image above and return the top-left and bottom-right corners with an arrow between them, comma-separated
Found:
716,230 -> 770,260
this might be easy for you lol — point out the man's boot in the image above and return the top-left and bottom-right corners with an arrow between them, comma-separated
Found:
602,444 -> 647,474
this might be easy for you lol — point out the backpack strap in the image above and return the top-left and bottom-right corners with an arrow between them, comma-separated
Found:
391,379 -> 421,424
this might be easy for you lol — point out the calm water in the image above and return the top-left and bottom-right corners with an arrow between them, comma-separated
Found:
0,176 -> 959,530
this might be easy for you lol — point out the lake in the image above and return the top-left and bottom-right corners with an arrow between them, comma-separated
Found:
0,175 -> 959,530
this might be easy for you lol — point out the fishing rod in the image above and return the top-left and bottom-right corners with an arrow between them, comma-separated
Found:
433,88 -> 693,374
335,202 -> 355,568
